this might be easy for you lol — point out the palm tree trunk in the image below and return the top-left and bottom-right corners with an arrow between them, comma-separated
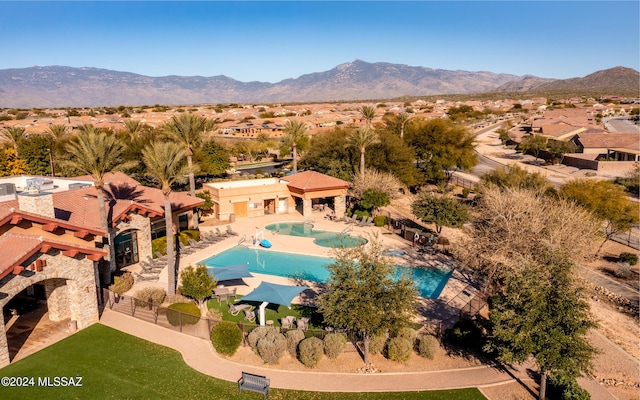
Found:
165,195 -> 177,296
292,144 -> 298,173
360,148 -> 366,178
187,154 -> 198,229
538,370 -> 548,400
96,188 -> 115,281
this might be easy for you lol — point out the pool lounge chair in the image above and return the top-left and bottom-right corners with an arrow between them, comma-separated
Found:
229,303 -> 252,316
226,225 -> 239,236
243,309 -> 256,322
296,317 -> 309,331
280,315 -> 296,330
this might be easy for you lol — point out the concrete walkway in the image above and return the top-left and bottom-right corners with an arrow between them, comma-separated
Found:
99,308 -> 526,393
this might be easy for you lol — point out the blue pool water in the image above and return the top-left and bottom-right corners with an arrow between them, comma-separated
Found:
264,222 -> 367,248
201,246 -> 452,299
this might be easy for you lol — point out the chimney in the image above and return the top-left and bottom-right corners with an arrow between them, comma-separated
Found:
17,188 -> 55,219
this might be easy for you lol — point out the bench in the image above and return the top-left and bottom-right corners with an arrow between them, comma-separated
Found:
238,372 -> 270,399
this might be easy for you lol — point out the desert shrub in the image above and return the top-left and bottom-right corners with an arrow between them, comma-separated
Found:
247,326 -> 277,353
461,188 -> 471,198
298,337 -> 324,368
133,287 -> 166,307
179,229 -> 200,246
256,330 -> 287,364
353,209 -> 370,220
373,215 -> 387,227
446,318 -> 484,351
109,272 -> 134,295
152,237 -> 167,257
387,337 -> 413,362
166,302 -> 200,326
323,333 -> 347,359
166,293 -> 193,304
369,332 -> 388,355
549,373 -> 590,400
210,321 -> 243,356
284,329 -> 305,357
417,334 -> 440,359
614,262 -> 631,278
619,252 -> 638,266
394,327 -> 417,343
207,308 -> 223,321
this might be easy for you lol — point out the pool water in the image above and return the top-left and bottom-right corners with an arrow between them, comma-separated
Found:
264,222 -> 367,248
201,246 -> 452,299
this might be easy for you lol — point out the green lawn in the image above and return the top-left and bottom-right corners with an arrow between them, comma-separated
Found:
0,324 -> 486,400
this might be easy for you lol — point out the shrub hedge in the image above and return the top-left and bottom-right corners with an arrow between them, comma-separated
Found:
284,329 -> 305,357
210,321 -> 243,357
323,333 -> 347,359
387,337 -> 412,362
109,272 -> 134,295
369,332 -> 388,355
298,337 -> 324,368
166,302 -> 200,326
417,334 -> 440,359
256,330 -> 287,365
133,287 -> 166,307
619,252 -> 638,266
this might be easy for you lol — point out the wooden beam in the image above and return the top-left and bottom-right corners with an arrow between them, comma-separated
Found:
10,215 -> 23,225
87,254 -> 103,261
42,223 -> 59,232
13,266 -> 25,275
62,249 -> 79,258
40,244 -> 52,253
74,230 -> 89,238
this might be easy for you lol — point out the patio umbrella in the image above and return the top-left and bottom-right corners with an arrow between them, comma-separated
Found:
239,281 -> 309,326
206,263 -> 254,282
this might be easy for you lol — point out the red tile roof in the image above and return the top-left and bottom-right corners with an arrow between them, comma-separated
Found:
281,171 -> 351,192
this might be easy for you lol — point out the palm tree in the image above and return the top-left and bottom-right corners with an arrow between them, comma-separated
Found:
282,119 -> 309,173
348,127 -> 380,178
121,119 -> 145,140
142,141 -> 190,296
163,113 -> 207,228
64,127 -> 136,281
1,126 -> 28,156
396,112 -> 412,141
360,105 -> 376,128
46,124 -> 68,176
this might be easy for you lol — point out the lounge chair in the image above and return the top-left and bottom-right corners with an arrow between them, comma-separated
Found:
226,225 -> 238,236
243,309 -> 256,322
216,227 -> 230,237
280,315 -> 296,330
357,216 -> 373,226
296,317 -> 309,331
229,303 -> 251,316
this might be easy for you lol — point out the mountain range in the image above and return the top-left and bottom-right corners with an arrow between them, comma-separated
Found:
0,60 -> 637,108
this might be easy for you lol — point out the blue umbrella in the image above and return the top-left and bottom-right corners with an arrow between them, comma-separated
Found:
239,281 -> 309,326
206,263 -> 253,282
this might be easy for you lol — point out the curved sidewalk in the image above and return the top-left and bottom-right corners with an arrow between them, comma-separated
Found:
98,308 -> 523,393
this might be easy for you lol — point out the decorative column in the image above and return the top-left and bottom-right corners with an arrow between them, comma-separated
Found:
302,198 -> 313,219
0,316 -> 9,368
45,278 -> 70,321
334,195 -> 347,219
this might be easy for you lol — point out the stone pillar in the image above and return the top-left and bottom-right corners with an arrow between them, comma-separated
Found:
66,277 -> 99,329
302,198 -> 313,219
334,195 -> 347,219
0,316 -> 9,368
45,278 -> 70,321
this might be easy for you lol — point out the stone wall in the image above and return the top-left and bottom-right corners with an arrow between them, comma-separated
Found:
0,251 -> 100,367
115,213 -> 153,262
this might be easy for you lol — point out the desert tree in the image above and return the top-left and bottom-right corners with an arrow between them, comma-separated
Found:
1,126 -> 28,156
560,179 -> 639,256
318,235 -> 417,365
142,141 -> 191,296
350,168 -> 405,201
178,265 -> 217,314
359,105 -> 376,128
412,193 -> 469,234
519,134 -> 548,164
456,187 -> 599,295
547,139 -> 576,164
64,127 -> 136,282
348,127 -> 380,178
478,164 -> 552,194
281,119 -> 309,173
406,118 -> 476,183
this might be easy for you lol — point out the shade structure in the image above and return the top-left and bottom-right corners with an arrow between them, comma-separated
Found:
239,281 -> 309,326
206,263 -> 254,282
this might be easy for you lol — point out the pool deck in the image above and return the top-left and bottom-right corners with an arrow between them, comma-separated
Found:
125,212 -> 481,327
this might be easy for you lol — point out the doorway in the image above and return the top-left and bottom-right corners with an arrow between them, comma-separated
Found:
114,229 -> 139,268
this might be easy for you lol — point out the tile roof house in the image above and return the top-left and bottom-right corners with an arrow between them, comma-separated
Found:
0,172 -> 203,367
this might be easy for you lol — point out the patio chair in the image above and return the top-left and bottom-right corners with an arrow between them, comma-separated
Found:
357,216 -> 373,227
226,225 -> 239,236
243,309 -> 256,322
280,315 -> 296,330
229,303 -> 251,316
296,317 -> 309,331
216,227 -> 230,238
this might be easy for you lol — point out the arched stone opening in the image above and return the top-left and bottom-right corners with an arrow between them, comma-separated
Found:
0,252 -> 100,367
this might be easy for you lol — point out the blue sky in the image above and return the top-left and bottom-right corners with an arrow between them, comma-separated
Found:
1,1 -> 638,82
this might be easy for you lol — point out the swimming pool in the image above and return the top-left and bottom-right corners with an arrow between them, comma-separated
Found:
201,246 -> 452,299
264,222 -> 367,248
